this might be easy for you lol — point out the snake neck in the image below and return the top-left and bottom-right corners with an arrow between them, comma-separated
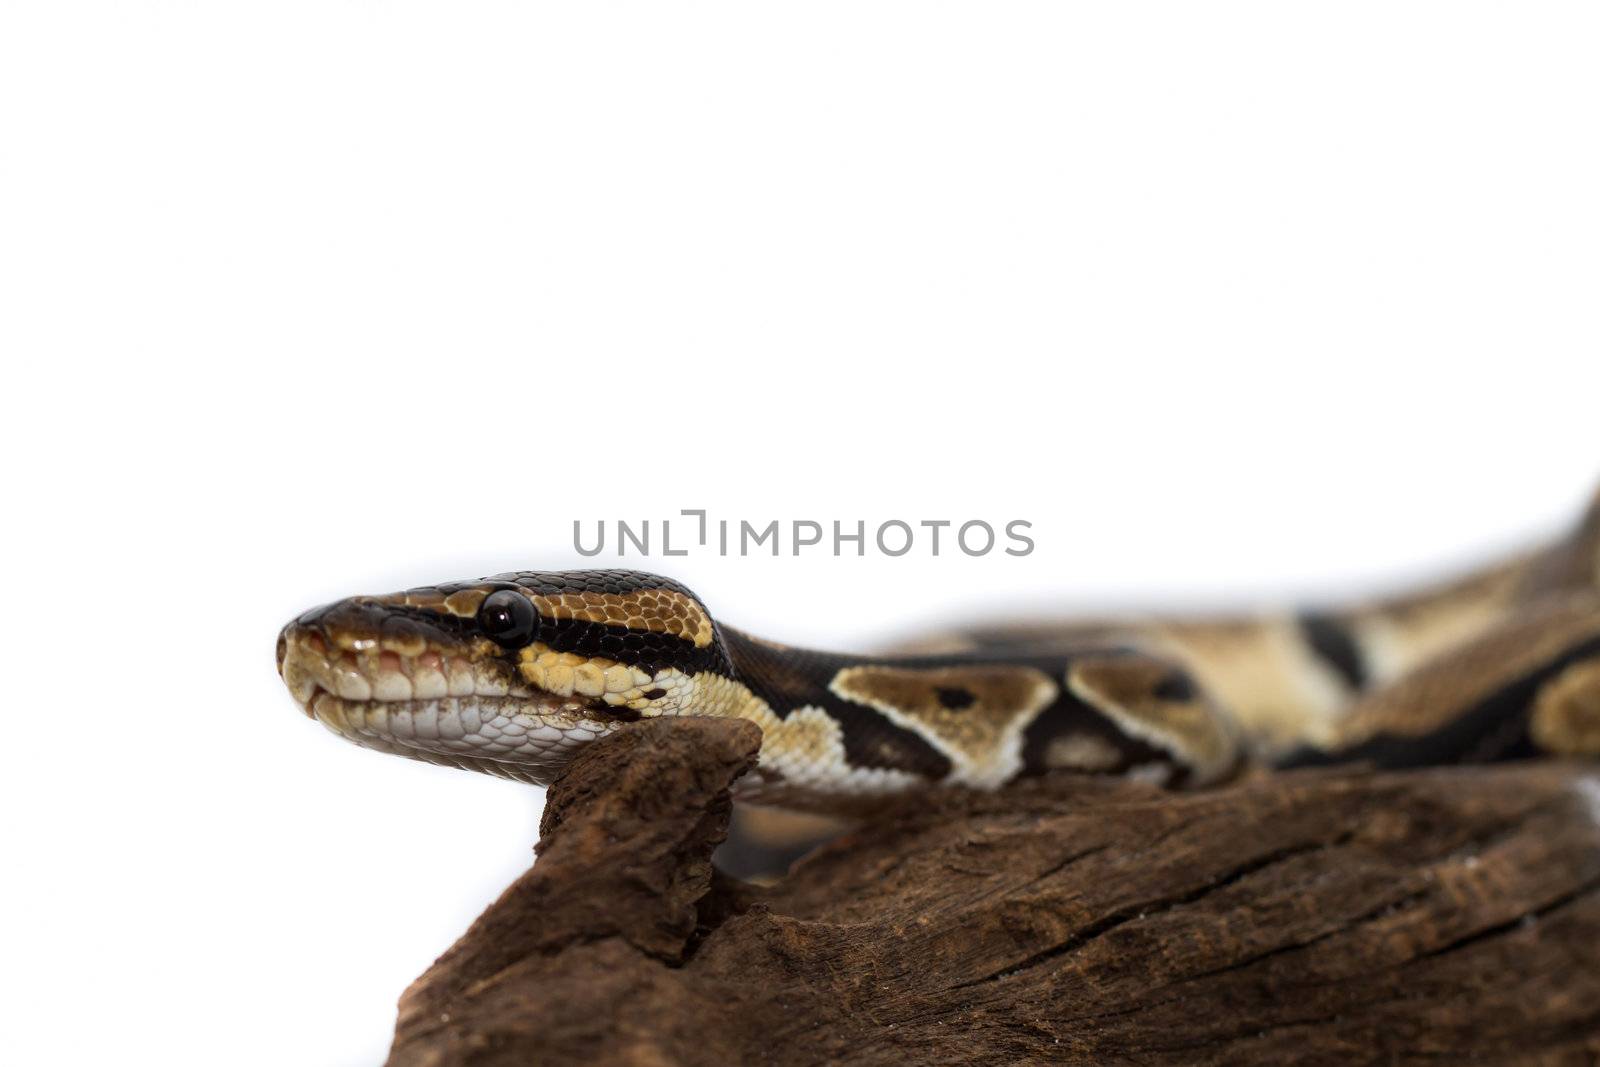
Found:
704,625 -> 1234,810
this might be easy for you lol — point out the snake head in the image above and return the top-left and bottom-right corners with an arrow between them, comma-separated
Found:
276,570 -> 732,784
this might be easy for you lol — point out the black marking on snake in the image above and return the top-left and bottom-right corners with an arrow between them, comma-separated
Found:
720,629 -> 955,777
1151,670 -> 1199,702
720,630 -> 832,718
937,687 -> 977,710
535,616 -> 732,678
825,696 -> 954,778
1020,689 -> 1177,779
1297,611 -> 1368,691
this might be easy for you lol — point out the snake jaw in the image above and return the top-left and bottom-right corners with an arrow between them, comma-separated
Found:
276,607 -> 624,784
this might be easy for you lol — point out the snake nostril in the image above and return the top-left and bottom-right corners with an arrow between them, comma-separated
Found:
276,632 -> 288,675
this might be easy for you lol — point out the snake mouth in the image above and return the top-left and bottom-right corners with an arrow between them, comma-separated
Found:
277,616 -> 615,785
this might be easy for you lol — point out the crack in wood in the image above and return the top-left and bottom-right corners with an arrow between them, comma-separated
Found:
952,833 -> 1355,990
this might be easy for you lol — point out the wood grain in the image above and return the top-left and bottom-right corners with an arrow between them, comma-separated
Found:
388,718 -> 1600,1066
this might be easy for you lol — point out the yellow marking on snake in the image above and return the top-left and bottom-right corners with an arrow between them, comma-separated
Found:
830,664 -> 1057,787
1067,655 -> 1239,783
1041,733 -> 1125,772
1531,660 -> 1600,756
1344,558 -> 1532,686
1152,619 -> 1350,755
387,588 -> 714,646
517,643 -> 663,706
530,589 -> 714,648
686,671 -> 924,798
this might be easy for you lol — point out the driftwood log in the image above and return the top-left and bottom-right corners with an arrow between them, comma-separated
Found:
387,717 -> 1600,1066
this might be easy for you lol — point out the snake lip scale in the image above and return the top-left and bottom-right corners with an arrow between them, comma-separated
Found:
278,488 -> 1600,811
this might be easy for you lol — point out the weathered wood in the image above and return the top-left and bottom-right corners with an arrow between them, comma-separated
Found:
388,718 -> 1600,1066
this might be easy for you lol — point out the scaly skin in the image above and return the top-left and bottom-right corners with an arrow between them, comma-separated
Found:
278,489 -> 1600,810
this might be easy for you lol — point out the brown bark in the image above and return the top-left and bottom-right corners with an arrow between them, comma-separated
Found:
387,717 -> 1600,1066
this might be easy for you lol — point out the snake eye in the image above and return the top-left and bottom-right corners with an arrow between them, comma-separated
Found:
478,590 -> 539,649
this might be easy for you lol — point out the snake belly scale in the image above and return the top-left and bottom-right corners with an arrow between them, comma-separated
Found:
277,488 -> 1600,811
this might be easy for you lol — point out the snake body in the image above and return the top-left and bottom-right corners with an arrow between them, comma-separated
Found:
277,488 -> 1600,810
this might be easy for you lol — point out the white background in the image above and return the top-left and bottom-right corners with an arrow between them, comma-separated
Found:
4,3 -> 1597,1064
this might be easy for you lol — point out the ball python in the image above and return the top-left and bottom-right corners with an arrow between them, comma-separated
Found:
276,488 -> 1600,811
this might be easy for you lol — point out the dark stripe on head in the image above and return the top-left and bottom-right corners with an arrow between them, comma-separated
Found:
532,614 -> 733,677
421,569 -> 728,676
